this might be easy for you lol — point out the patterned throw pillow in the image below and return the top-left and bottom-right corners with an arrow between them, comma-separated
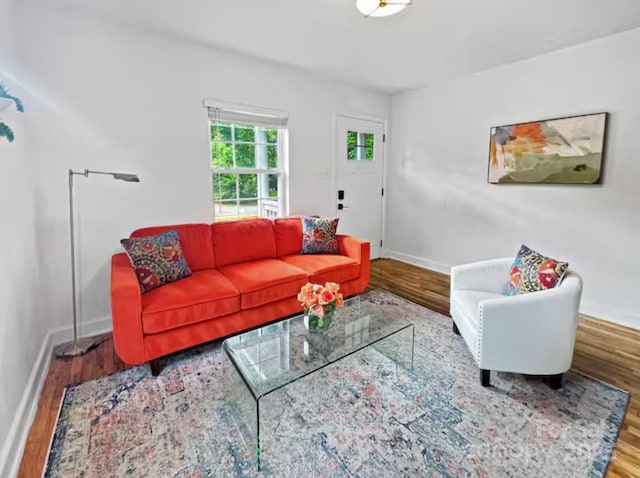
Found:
504,245 -> 568,296
301,217 -> 340,254
121,230 -> 192,293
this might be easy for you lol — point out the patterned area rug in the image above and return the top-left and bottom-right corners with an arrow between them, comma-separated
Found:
45,289 -> 628,477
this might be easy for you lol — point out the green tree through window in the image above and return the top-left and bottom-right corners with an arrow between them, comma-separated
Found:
211,121 -> 284,221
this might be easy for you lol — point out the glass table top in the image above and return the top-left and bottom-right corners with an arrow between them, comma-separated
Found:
222,297 -> 414,398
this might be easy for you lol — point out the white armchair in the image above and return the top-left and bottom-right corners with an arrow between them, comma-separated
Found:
450,257 -> 583,389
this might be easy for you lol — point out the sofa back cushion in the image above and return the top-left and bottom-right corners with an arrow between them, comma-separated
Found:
130,224 -> 215,271
212,219 -> 276,267
273,217 -> 303,257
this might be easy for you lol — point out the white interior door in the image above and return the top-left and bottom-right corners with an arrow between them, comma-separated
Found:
335,115 -> 385,259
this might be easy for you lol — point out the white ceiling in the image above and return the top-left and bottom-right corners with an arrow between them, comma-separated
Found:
70,0 -> 640,93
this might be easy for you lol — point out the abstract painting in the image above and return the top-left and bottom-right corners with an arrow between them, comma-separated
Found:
488,112 -> 608,184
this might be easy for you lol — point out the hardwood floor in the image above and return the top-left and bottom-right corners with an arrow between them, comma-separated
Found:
18,258 -> 640,477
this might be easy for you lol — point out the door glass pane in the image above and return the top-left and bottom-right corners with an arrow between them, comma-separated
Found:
213,173 -> 237,201
239,174 -> 258,199
234,124 -> 255,142
235,144 -> 256,168
347,130 -> 374,161
365,133 -> 374,161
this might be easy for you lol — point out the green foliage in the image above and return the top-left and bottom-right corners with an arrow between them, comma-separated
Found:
347,131 -> 374,161
0,122 -> 15,142
211,122 -> 281,202
0,82 -> 24,112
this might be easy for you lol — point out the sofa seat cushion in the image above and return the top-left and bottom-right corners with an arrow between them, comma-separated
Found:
141,269 -> 240,334
220,258 -> 309,309
280,254 -> 360,284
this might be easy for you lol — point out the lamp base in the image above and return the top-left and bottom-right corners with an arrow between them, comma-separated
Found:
54,337 -> 99,358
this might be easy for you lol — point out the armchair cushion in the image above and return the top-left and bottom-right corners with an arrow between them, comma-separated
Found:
504,245 -> 568,296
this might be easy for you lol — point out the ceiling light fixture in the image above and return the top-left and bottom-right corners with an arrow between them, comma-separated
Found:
357,0 -> 411,17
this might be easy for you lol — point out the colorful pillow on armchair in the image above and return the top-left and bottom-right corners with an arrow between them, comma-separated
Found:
121,229 -> 192,293
504,245 -> 568,296
301,217 -> 340,254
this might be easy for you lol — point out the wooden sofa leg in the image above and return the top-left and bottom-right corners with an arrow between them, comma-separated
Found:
548,373 -> 563,390
480,369 -> 491,387
452,321 -> 460,335
150,360 -> 162,377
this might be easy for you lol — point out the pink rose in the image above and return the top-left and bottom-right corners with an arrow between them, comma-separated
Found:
319,289 -> 335,305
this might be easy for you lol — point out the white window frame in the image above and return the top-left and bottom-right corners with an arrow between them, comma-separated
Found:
205,100 -> 289,222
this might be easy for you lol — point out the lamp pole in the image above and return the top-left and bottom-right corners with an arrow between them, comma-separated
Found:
54,169 -> 140,358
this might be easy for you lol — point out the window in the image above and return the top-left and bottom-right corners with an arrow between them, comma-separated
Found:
208,105 -> 288,222
347,130 -> 374,161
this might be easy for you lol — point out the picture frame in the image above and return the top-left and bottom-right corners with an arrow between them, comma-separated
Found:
487,112 -> 608,184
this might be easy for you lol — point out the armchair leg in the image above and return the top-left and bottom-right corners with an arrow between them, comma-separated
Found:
452,321 -> 460,335
150,359 -> 162,377
480,369 -> 491,387
548,373 -> 563,390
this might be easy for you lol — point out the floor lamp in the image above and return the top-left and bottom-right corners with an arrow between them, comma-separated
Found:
54,169 -> 140,358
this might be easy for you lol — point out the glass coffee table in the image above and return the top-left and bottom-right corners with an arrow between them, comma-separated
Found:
222,297 -> 415,469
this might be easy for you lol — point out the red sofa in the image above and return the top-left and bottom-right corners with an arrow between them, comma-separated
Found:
110,217 -> 370,370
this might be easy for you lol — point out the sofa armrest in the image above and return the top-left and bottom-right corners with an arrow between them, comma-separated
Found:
477,272 -> 583,374
111,253 -> 145,365
338,234 -> 370,287
450,257 -> 513,294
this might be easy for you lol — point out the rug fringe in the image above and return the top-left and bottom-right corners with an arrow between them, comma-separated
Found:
41,386 -> 68,478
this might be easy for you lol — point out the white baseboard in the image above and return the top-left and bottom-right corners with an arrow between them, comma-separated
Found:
50,315 -> 113,346
384,250 -> 451,275
0,332 -> 52,478
581,302 -> 640,331
383,251 -> 640,332
0,315 -> 113,478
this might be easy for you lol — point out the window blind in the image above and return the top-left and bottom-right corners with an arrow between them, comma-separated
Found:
207,106 -> 289,129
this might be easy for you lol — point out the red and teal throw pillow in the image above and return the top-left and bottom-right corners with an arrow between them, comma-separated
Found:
504,245 -> 568,296
121,230 -> 192,293
301,217 -> 340,254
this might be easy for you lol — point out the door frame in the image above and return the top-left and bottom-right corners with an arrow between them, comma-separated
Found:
332,112 -> 388,258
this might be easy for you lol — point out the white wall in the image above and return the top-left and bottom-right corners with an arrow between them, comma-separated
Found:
0,1 -> 51,474
17,0 -> 389,335
387,27 -> 640,329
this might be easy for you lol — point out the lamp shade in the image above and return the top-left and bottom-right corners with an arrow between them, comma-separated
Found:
357,0 -> 411,17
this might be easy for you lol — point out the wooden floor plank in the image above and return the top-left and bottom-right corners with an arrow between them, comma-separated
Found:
17,258 -> 640,477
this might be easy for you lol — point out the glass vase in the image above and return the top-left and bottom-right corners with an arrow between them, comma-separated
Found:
305,308 -> 335,334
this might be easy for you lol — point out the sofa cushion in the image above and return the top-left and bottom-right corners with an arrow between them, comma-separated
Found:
504,245 -> 569,296
212,219 -> 276,268
220,258 -> 308,309
301,217 -> 340,254
141,269 -> 240,334
121,230 -> 192,293
273,217 -> 303,257
280,254 -> 360,284
131,224 -> 215,271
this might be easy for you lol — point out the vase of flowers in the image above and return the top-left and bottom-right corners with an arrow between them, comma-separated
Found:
297,282 -> 344,333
